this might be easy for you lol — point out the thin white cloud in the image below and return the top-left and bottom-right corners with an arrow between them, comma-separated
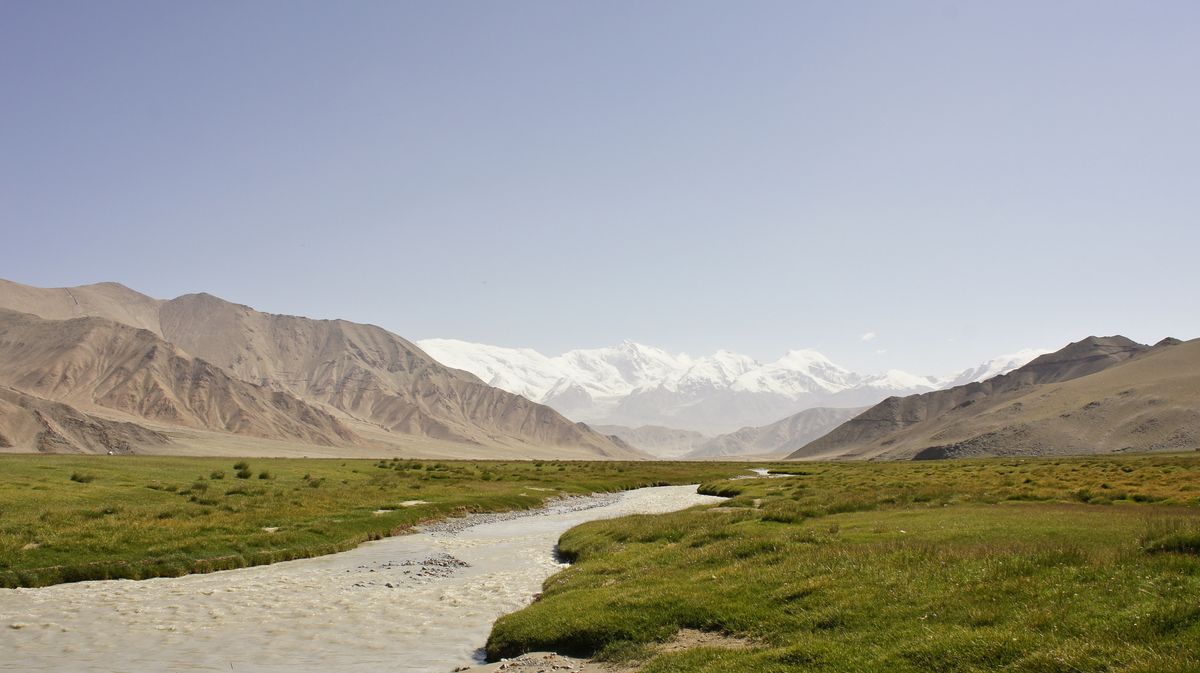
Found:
860,332 -> 877,342
875,349 -> 888,355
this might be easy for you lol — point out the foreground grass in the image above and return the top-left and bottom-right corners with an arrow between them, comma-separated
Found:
488,453 -> 1200,672
0,455 -> 740,587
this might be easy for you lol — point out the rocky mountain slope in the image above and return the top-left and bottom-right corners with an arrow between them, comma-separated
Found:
789,336 -> 1197,460
687,406 -> 867,459
0,308 -> 357,447
155,293 -> 635,455
418,339 -> 1046,434
0,386 -> 170,454
0,280 -> 640,459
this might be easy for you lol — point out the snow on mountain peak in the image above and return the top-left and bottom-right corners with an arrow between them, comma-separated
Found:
726,349 -> 860,395
935,348 -> 1051,388
775,349 -> 836,368
415,338 -> 1047,434
862,369 -> 939,390
665,350 -> 761,392
555,342 -> 691,397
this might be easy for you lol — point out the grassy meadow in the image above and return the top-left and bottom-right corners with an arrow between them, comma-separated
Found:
0,455 -> 739,588
488,453 -> 1200,673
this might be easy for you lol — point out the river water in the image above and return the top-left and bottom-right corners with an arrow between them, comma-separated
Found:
0,485 -> 720,673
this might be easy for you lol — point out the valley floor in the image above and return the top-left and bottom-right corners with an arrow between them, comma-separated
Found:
0,456 -> 738,587
4,454 -> 1200,673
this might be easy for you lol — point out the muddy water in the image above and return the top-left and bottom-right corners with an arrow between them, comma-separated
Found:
0,485 -> 720,673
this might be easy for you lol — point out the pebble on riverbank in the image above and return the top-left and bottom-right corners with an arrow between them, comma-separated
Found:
454,651 -> 619,673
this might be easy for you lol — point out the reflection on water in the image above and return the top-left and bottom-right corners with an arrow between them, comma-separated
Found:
0,485 -> 720,672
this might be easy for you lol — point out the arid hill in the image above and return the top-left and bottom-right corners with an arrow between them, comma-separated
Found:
689,406 -> 866,459
156,293 -> 634,455
0,386 -> 170,454
0,280 -> 640,459
789,336 -> 1198,460
0,278 -> 164,335
0,309 -> 357,447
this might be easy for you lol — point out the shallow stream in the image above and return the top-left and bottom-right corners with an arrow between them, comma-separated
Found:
0,484 -> 721,672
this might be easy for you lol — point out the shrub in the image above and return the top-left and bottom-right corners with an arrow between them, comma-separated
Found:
210,470 -> 225,480
69,472 -> 95,483
236,468 -> 253,479
233,461 -> 249,470
257,471 -> 272,480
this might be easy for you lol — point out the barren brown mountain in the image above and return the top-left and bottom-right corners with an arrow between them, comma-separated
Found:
789,336 -> 1199,460
0,278 -> 164,334
0,280 -> 640,459
0,309 -> 356,447
0,386 -> 170,454
156,293 -> 635,455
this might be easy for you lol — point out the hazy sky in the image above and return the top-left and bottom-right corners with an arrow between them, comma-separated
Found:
3,1 -> 1198,374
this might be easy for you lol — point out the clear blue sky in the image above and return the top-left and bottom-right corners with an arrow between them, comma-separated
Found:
2,1 -> 1198,374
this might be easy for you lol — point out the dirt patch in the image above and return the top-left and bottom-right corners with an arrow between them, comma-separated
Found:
656,628 -> 755,654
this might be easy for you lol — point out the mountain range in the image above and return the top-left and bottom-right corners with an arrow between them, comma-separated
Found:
789,335 -> 1199,460
5,278 -> 1192,463
0,279 -> 641,459
417,338 -> 1047,435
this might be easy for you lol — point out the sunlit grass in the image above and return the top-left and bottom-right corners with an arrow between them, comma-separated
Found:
488,453 -> 1200,673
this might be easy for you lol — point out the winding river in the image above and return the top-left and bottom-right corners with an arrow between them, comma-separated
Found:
0,485 -> 720,672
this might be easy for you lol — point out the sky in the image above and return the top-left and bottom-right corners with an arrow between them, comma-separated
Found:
2,1 -> 1198,375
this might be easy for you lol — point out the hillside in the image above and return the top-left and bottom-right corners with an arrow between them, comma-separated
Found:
155,293 -> 637,456
0,280 -> 640,459
0,278 -> 164,335
688,406 -> 866,459
789,336 -> 1197,460
0,309 -> 357,447
0,386 -> 170,454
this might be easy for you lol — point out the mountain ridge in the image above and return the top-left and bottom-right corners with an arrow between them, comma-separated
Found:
0,280 -> 641,459
0,308 -> 359,447
788,335 -> 1197,460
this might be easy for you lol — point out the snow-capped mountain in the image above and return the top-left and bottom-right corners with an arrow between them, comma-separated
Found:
416,339 -> 1047,434
728,350 -> 860,396
417,339 -> 692,400
933,349 -> 1051,389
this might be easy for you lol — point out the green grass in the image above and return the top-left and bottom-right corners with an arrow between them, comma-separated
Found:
0,455 -> 740,587
488,453 -> 1200,672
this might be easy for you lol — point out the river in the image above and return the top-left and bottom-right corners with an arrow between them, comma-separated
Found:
0,484 -> 720,673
